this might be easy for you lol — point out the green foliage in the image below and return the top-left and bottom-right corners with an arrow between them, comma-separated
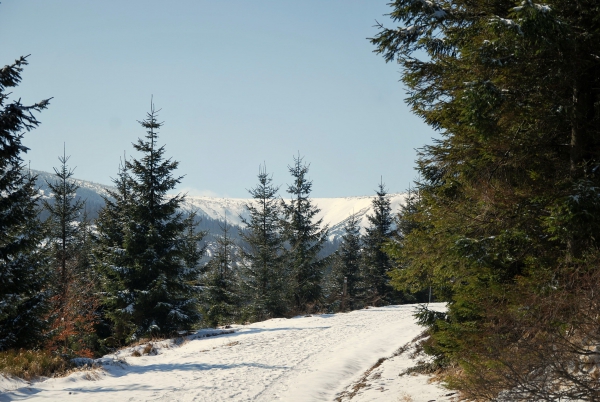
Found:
94,158 -> 135,343
42,152 -> 100,357
239,165 -> 288,320
372,0 -> 600,397
95,102 -> 204,343
362,182 -> 396,305
201,222 -> 242,327
0,56 -> 51,350
42,150 -> 85,278
282,155 -> 329,312
328,213 -> 364,311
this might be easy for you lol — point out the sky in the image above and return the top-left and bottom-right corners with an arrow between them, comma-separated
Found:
2,0 -> 437,198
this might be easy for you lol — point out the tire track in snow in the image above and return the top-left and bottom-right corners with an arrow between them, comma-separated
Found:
0,304 -> 444,402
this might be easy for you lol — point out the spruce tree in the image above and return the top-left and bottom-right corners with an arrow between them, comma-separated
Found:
96,102 -> 204,342
239,165 -> 287,320
201,221 -> 241,327
0,56 -> 51,350
362,182 -> 395,305
282,155 -> 329,312
43,149 -> 85,303
42,150 -> 99,356
372,0 -> 600,397
330,213 -> 363,311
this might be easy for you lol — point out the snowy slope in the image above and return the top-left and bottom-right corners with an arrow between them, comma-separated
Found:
0,304 -> 453,402
32,169 -> 405,240
183,193 -> 406,240
32,169 -> 115,219
32,169 -> 116,201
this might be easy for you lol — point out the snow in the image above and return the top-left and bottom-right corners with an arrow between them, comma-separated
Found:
490,16 -> 522,32
412,0 -> 447,19
30,169 -> 407,242
183,193 -> 407,240
0,304 -> 453,402
513,1 -> 551,13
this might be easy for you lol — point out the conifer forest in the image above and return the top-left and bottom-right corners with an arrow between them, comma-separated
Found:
2,1 -> 600,400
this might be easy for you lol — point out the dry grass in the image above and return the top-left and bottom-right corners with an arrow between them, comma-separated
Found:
397,392 -> 414,402
130,342 -> 158,357
142,343 -> 156,355
334,357 -> 387,401
0,349 -> 73,381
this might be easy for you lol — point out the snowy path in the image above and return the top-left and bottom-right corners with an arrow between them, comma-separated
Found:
1,304 -> 452,401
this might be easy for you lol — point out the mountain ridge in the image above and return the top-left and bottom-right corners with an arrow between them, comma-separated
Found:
31,169 -> 406,240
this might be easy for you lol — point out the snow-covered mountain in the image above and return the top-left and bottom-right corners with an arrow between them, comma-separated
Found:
32,169 -> 115,220
32,169 -> 406,240
181,193 -> 406,240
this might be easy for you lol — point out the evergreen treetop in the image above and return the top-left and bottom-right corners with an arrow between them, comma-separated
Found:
362,181 -> 394,305
282,155 -> 329,312
95,102 -> 203,342
330,212 -> 363,310
43,152 -> 99,357
43,147 -> 85,288
239,164 -> 288,319
0,56 -> 51,350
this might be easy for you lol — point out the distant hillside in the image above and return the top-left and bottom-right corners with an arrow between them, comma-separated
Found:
181,193 -> 406,241
32,169 -> 114,221
32,169 -> 405,255
31,169 -> 230,241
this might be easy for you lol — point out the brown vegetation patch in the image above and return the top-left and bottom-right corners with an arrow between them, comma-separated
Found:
142,343 -> 157,355
335,357 -> 388,401
0,349 -> 73,381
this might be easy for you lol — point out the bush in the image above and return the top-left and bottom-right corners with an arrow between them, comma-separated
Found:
451,266 -> 600,401
0,349 -> 72,380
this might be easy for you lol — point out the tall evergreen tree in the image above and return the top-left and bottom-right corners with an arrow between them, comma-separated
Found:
330,212 -> 363,311
362,182 -> 394,305
239,165 -> 287,320
282,155 -> 329,312
95,102 -> 203,342
201,220 -> 241,327
43,149 -> 85,301
0,56 -> 51,350
372,0 -> 600,398
43,149 -> 99,356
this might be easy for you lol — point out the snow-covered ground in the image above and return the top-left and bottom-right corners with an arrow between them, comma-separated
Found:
0,304 -> 454,402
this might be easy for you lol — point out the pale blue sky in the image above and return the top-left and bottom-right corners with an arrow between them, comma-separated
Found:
2,0 -> 435,198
